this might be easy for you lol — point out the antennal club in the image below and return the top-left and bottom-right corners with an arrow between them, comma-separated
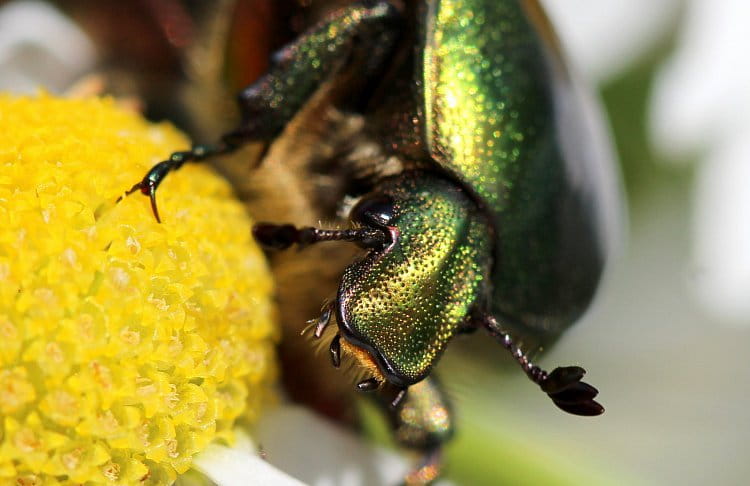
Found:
480,315 -> 604,416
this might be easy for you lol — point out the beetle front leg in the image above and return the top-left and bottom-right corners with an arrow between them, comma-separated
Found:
374,377 -> 453,486
118,142 -> 237,222
480,315 -> 604,416
121,1 -> 402,222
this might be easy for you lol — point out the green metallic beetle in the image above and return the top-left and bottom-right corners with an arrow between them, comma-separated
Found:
124,0 -> 619,482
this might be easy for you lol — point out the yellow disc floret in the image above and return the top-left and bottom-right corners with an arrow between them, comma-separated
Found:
0,94 -> 278,484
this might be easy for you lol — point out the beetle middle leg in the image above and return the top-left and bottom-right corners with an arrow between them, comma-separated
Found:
120,1 -> 402,222
375,378 -> 453,486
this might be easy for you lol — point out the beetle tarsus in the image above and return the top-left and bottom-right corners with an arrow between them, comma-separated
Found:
481,314 -> 604,416
402,447 -> 442,486
117,176 -> 162,222
329,334 -> 342,368
313,302 -> 334,339
357,377 -> 380,391
121,142 -> 235,222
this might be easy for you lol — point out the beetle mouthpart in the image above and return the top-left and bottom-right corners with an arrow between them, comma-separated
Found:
313,303 -> 334,339
329,334 -> 342,368
357,377 -> 380,391
338,338 -> 388,387
300,319 -> 316,337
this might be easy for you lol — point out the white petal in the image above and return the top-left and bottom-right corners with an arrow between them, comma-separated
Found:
542,0 -> 681,83
0,0 -> 96,93
193,430 -> 307,486
650,0 -> 750,160
648,0 -> 750,324
254,406 -> 453,486
193,406 -> 453,486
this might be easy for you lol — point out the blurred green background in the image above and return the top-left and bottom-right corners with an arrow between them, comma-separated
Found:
436,39 -> 749,486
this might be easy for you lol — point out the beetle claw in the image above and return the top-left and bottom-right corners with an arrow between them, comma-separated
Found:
116,179 -> 162,223
148,185 -> 162,223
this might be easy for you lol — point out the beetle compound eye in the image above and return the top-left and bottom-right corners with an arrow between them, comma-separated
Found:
350,194 -> 395,228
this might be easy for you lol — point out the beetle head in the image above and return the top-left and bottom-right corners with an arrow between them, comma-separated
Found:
336,171 -> 492,387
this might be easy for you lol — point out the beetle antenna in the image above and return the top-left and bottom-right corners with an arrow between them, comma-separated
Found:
480,314 -> 604,416
253,223 -> 387,250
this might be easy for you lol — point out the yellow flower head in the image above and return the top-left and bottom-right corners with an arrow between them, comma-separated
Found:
0,94 -> 278,484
